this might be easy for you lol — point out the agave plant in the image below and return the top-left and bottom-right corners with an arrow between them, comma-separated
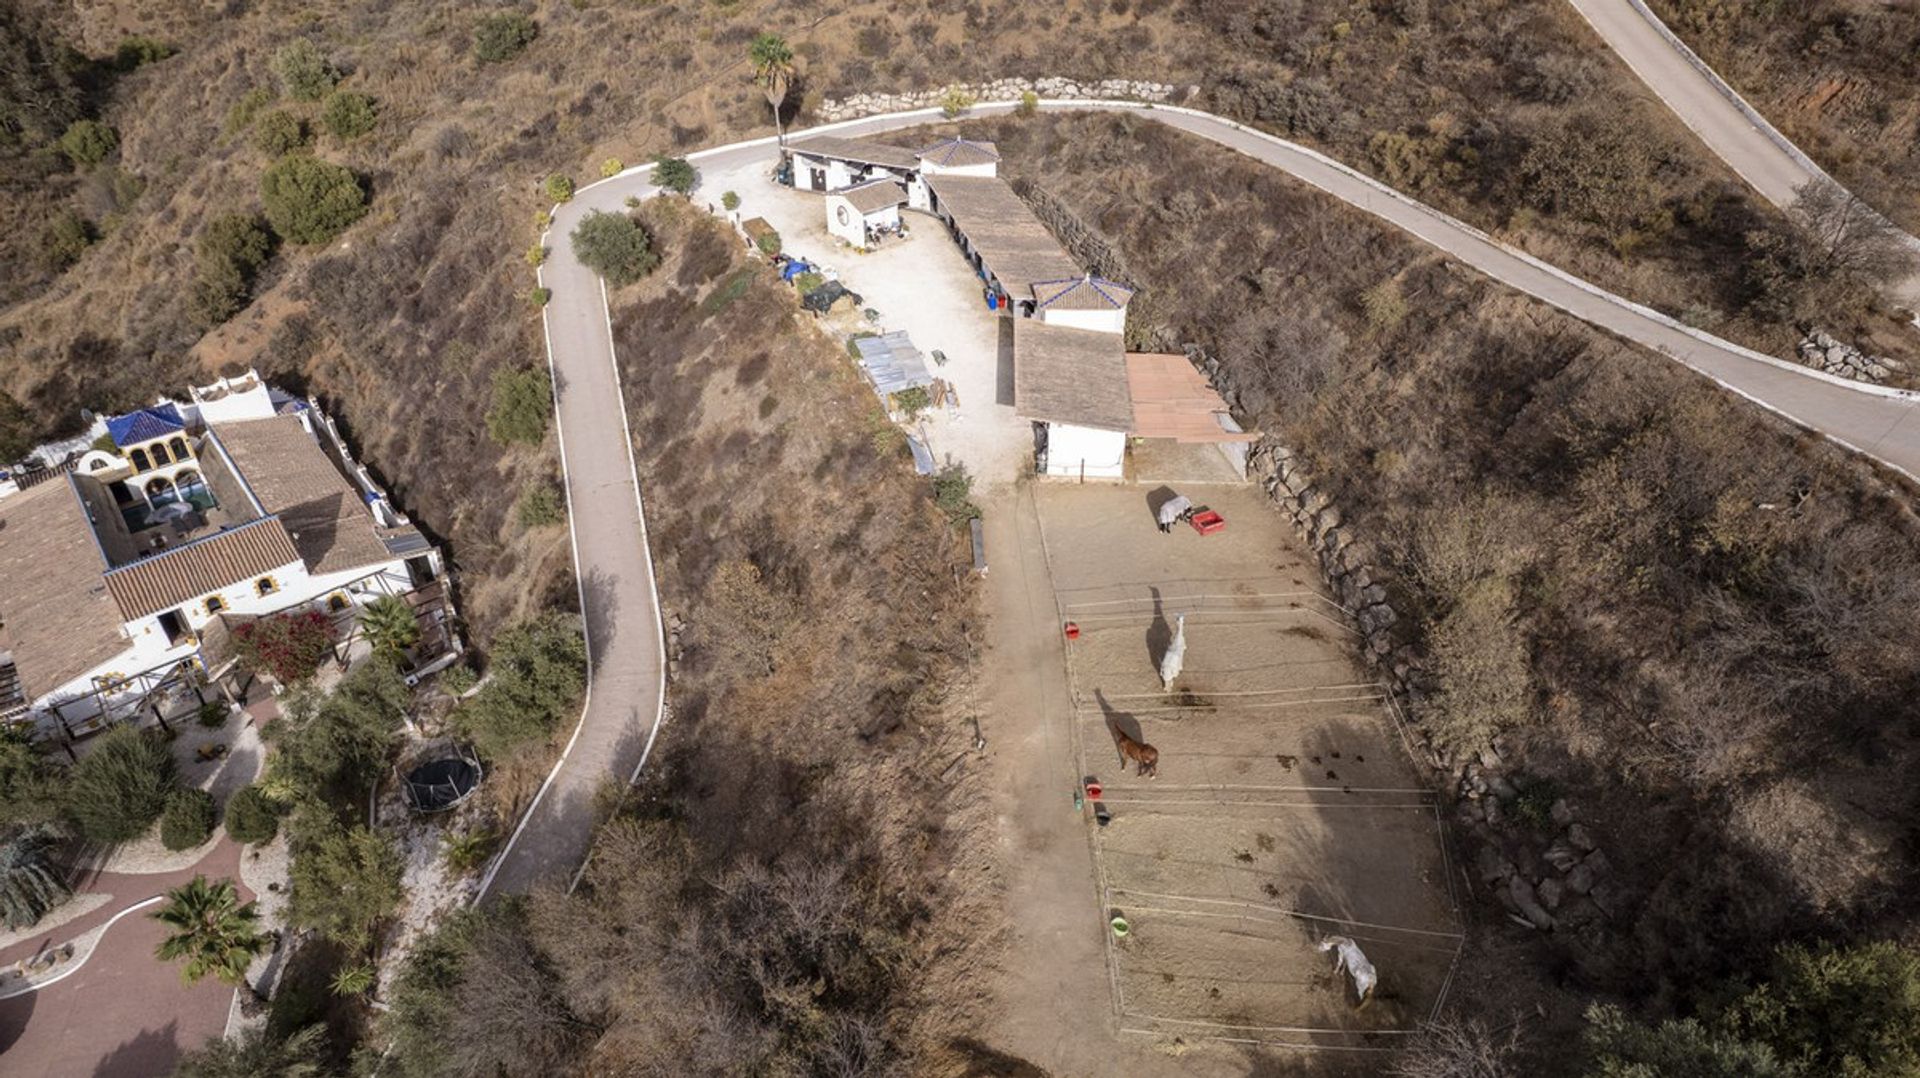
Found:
152,875 -> 271,985
329,961 -> 377,997
0,825 -> 71,930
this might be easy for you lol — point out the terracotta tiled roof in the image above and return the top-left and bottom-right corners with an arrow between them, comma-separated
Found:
104,516 -> 302,620
1126,353 -> 1261,443
1013,319 -> 1134,432
788,135 -> 921,171
924,175 -> 1082,297
0,479 -> 127,698
918,137 -> 1001,168
836,179 -> 907,215
210,416 -> 396,575
1033,275 -> 1134,311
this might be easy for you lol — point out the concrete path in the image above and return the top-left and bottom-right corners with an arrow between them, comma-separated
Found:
1565,0 -> 1920,306
483,90 -> 1920,899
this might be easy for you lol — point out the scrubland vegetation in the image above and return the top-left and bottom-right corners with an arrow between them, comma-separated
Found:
989,109 -> 1920,1072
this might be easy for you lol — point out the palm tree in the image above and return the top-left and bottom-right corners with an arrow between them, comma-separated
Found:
152,875 -> 271,986
173,1024 -> 327,1078
358,594 -> 420,662
749,32 -> 795,146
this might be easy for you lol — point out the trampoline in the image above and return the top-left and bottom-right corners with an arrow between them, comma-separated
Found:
401,751 -> 483,812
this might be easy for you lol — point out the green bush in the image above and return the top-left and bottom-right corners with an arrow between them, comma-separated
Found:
113,36 -> 174,71
252,109 -> 308,156
188,213 -> 274,329
720,190 -> 741,211
792,270 -> 825,295
454,615 -> 587,758
542,173 -> 574,203
260,154 -> 367,244
516,483 -> 566,527
271,39 -> 338,101
197,702 -> 229,728
1017,89 -> 1040,116
38,210 -> 94,271
59,120 -> 117,168
932,465 -> 979,523
225,87 -> 275,134
65,725 -> 177,844
755,229 -> 782,257
474,13 -> 539,63
529,286 -> 552,307
159,787 -> 216,851
569,210 -> 659,286
287,822 -> 403,950
894,385 -> 930,418
0,727 -> 63,830
600,157 -> 624,178
940,87 -> 976,119
486,366 -> 553,445
320,90 -> 378,140
268,664 -> 407,803
650,154 -> 697,195
224,785 -> 280,845
441,665 -> 478,696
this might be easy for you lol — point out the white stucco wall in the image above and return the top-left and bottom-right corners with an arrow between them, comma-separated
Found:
1039,307 -> 1127,335
1045,423 -> 1127,479
918,159 -> 998,179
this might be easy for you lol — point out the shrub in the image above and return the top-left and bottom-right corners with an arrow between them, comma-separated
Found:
792,270 -> 825,294
1018,89 -> 1040,116
441,665 -> 478,697
474,12 -> 539,62
529,286 -> 552,307
320,90 -> 378,140
159,788 -> 217,851
287,822 -> 403,950
516,484 -> 566,527
59,120 -> 117,168
453,615 -> 587,758
650,155 -> 697,195
224,785 -> 280,845
38,210 -> 94,270
524,242 -> 548,266
252,109 -> 308,156
940,87 -> 976,119
720,190 -> 741,211
0,825 -> 70,930
268,664 -> 406,802
65,726 -> 177,844
486,366 -> 553,445
932,465 -> 979,523
894,385 -> 930,418
271,39 -> 337,101
225,87 -> 275,134
442,830 -> 497,874
1362,277 -> 1407,331
197,702 -> 229,728
600,157 -> 623,178
755,229 -> 782,257
233,611 -> 336,683
113,36 -> 174,71
260,154 -> 367,244
542,173 -> 574,203
188,213 -> 274,329
569,210 -> 659,286
0,728 -> 62,830
1727,941 -> 1920,1076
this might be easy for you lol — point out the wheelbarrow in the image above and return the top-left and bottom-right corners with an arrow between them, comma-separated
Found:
1189,508 -> 1226,535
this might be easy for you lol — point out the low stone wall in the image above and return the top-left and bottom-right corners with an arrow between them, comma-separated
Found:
813,77 -> 1184,124
1798,328 -> 1903,384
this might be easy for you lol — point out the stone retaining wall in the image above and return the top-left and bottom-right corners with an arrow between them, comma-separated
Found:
813,77 -> 1184,124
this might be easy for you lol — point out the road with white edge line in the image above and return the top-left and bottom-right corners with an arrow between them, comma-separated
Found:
1564,0 -> 1920,308
480,96 -> 1920,899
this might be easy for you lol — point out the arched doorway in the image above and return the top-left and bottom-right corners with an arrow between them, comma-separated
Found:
175,468 -> 210,509
145,475 -> 179,507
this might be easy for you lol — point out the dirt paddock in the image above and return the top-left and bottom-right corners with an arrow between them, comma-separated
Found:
1033,482 -> 1461,1052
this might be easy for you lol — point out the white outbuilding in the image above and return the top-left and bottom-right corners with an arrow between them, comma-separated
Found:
1014,319 -> 1134,479
787,136 -> 920,193
1033,274 -> 1134,336
825,179 -> 907,248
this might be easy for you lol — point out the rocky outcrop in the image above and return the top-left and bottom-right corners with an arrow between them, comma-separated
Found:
1798,328 -> 1903,383
812,78 -> 1185,123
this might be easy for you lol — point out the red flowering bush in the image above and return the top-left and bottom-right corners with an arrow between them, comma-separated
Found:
233,611 -> 335,684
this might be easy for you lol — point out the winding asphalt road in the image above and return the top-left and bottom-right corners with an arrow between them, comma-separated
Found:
1565,0 -> 1920,307
481,94 -> 1920,897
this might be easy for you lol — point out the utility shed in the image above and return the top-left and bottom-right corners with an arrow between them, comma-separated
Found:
1014,320 -> 1133,479
825,179 -> 906,246
788,136 -> 921,192
923,175 -> 1082,309
855,332 -> 936,402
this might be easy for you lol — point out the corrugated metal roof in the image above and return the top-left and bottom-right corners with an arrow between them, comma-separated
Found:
855,332 -> 936,397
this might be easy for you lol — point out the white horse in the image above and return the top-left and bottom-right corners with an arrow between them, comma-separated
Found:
1317,935 -> 1377,1004
1159,613 -> 1186,692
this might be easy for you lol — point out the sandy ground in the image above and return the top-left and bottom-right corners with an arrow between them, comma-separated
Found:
973,480 -> 1460,1067
699,154 -> 1035,489
374,751 -> 487,998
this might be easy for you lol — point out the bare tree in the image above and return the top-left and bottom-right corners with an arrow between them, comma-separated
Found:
1389,1014 -> 1525,1078
1790,179 -> 1920,288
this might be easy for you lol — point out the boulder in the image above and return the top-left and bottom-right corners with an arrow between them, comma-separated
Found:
1507,876 -> 1556,929
1550,798 -> 1575,828
1544,840 -> 1581,873
1475,845 -> 1515,884
1567,822 -> 1596,851
1566,862 -> 1596,895
1537,876 -> 1566,911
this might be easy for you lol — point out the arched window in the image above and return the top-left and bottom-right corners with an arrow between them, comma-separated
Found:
327,593 -> 350,613
255,577 -> 278,597
129,448 -> 150,472
168,436 -> 189,461
175,469 -> 207,507
205,596 -> 226,614
145,476 -> 178,507
148,442 -> 171,466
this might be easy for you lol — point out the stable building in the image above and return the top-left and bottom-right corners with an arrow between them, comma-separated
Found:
825,179 -> 907,247
1014,319 -> 1134,479
0,371 -> 459,741
787,135 -> 921,193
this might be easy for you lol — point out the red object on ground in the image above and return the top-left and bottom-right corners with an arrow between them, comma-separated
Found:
1085,780 -> 1103,800
1063,621 -> 1081,640
1189,509 -> 1227,535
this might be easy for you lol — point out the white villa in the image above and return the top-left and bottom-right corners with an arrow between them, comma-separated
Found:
0,371 -> 459,741
782,134 -> 1253,479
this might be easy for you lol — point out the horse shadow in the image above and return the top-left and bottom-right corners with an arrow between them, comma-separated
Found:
1095,689 -> 1145,764
1145,586 -> 1172,673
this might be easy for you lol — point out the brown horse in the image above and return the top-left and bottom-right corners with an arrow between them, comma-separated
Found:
1113,725 -> 1159,779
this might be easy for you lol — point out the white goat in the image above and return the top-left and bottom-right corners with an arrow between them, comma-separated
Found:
1158,613 -> 1186,692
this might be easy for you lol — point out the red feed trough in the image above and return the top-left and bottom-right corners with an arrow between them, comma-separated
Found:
1189,509 -> 1226,535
